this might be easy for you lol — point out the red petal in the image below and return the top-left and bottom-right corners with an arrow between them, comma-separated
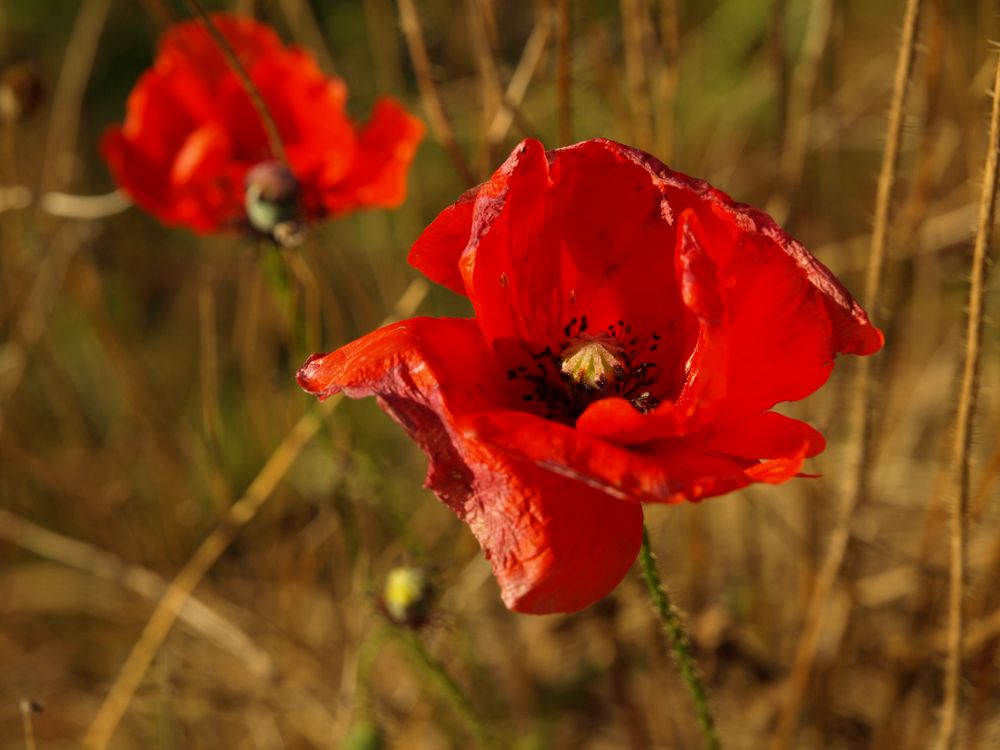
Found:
704,411 -> 826,459
715,230 -> 840,416
611,138 -> 879,356
575,398 -> 682,445
736,205 -> 884,356
464,409 -> 813,505
317,98 -> 425,214
455,140 -> 689,374
408,187 -> 478,296
672,209 -> 728,430
159,14 -> 282,83
104,14 -> 423,233
298,318 -> 642,613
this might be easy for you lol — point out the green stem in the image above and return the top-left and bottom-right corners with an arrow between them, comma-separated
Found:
639,523 -> 721,750
394,628 -> 500,750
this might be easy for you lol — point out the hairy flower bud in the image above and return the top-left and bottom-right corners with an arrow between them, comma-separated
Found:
382,566 -> 434,628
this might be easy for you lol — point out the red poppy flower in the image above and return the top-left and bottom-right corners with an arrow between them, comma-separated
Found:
298,139 -> 883,614
102,14 -> 424,235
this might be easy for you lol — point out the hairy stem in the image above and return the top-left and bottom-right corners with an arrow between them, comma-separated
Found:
394,628 -> 500,750
639,523 -> 720,750
934,49 -> 1000,750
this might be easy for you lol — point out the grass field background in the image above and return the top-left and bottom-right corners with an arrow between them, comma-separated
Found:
1,0 -> 999,747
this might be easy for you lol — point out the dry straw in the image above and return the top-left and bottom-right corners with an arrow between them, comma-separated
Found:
934,49 -> 1000,750
397,0 -> 476,186
770,0 -> 925,747
557,0 -> 572,145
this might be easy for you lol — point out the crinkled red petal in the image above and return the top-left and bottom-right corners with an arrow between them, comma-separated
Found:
297,317 -> 643,614
462,409 -> 809,505
411,137 -> 882,411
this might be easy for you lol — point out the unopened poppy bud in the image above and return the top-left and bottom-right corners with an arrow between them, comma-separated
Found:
0,62 -> 43,123
382,566 -> 433,628
560,337 -> 626,390
244,160 -> 301,242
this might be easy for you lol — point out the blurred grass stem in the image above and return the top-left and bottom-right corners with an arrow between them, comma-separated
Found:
80,277 -> 429,750
934,50 -> 1000,750
185,0 -> 287,163
556,0 -> 572,144
19,701 -> 38,750
397,0 -> 476,185
639,524 -> 720,750
40,0 -> 112,192
654,0 -> 679,162
770,0 -> 923,746
394,627 -> 501,750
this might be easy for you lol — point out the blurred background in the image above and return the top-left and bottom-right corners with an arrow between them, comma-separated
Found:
1,0 -> 999,747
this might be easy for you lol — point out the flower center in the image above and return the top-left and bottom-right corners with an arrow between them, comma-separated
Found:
506,316 -> 664,423
559,336 -> 625,390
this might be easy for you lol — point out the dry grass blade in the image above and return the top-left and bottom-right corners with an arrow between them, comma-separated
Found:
934,50 -> 1000,750
0,509 -> 273,677
274,0 -> 337,74
620,0 -> 653,151
39,0 -> 112,192
80,278 -> 429,750
767,0 -> 835,225
396,0 -> 476,185
557,0 -> 572,145
19,700 -> 39,750
486,9 -> 552,144
654,0 -> 679,162
769,0 -> 924,747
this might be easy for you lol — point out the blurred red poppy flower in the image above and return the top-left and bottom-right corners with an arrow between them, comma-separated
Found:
298,139 -> 883,614
102,14 -> 424,237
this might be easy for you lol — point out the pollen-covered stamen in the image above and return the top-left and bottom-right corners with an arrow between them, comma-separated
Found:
560,336 -> 627,390
505,316 -> 666,422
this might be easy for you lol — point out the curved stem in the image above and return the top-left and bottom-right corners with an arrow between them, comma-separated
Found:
394,628 -> 500,750
185,0 -> 287,163
639,523 -> 720,750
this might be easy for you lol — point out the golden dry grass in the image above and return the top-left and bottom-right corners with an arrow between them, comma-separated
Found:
1,0 -> 999,748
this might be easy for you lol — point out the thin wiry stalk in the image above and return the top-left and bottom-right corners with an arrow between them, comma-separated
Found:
274,0 -> 337,74
639,524 -> 720,750
80,278 -> 430,750
397,0 -> 476,186
39,0 -> 112,192
487,8 -> 551,144
185,0 -> 287,163
769,0 -> 924,748
934,50 -> 1000,750
557,0 -> 572,144
620,0 -> 653,151
768,0 -> 835,225
395,628 -> 501,750
20,701 -> 38,750
655,0 -> 679,162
